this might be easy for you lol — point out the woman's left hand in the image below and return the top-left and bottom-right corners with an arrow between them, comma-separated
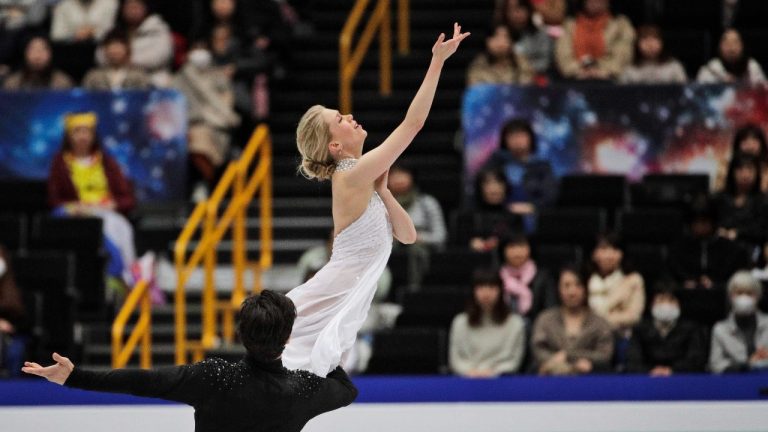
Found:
375,170 -> 389,194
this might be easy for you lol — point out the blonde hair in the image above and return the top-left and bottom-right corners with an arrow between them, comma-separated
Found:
296,105 -> 336,181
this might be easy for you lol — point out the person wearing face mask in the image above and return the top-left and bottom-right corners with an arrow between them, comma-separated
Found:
173,40 -> 240,200
626,283 -> 707,376
709,271 -> 768,373
0,245 -> 27,377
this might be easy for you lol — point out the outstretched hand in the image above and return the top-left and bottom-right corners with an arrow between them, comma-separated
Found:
21,352 -> 75,385
432,22 -> 470,62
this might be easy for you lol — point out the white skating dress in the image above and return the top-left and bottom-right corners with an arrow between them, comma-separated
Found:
282,162 -> 393,376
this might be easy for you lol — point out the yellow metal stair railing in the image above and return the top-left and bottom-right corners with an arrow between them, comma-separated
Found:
339,0 -> 411,114
174,125 -> 273,365
110,125 -> 272,368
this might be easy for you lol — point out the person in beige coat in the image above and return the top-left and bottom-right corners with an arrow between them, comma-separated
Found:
467,23 -> 533,86
83,30 -> 150,90
174,41 -> 240,188
554,0 -> 635,80
587,232 -> 645,334
531,266 -> 614,375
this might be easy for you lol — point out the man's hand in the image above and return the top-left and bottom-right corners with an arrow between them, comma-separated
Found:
0,318 -> 14,334
573,358 -> 593,374
21,353 -> 75,385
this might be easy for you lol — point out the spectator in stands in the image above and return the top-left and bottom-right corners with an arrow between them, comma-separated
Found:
531,0 -> 567,29
467,23 -> 533,86
0,245 -> 27,378
697,29 -> 766,84
82,29 -> 149,90
47,112 -> 138,292
626,283 -> 707,375
709,271 -> 768,373
498,234 -> 556,321
3,35 -> 74,90
112,0 -> 173,87
716,124 -> 768,193
449,269 -> 526,377
588,232 -> 645,333
174,39 -> 240,201
462,169 -> 522,253
620,24 -> 687,84
481,118 -> 557,233
669,198 -> 750,290
554,0 -> 635,81
496,0 -> 553,76
531,265 -> 614,375
50,0 -> 118,43
713,155 -> 768,258
388,162 -> 446,289
0,1 -> 48,80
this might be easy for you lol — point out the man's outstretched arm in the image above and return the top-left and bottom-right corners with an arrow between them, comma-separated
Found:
23,352 -> 207,406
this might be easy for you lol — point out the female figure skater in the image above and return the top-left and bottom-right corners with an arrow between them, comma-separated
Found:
284,23 -> 470,376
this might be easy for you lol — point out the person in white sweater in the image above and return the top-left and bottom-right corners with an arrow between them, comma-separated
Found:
697,29 -> 766,84
449,269 -> 526,378
50,0 -> 118,43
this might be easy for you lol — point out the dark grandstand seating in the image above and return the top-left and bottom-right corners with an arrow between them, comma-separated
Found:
617,208 -> 684,244
536,208 -> 607,247
366,327 -> 448,375
395,288 -> 468,329
630,174 -> 709,209
557,175 -> 628,210
422,249 -> 495,285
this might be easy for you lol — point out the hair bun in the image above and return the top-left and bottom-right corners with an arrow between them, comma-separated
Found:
299,158 -> 336,181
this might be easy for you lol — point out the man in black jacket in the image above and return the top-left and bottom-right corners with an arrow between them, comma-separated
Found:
22,290 -> 358,432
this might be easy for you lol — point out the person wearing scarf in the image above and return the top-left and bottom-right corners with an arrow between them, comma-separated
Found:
554,0 -> 634,80
498,235 -> 556,320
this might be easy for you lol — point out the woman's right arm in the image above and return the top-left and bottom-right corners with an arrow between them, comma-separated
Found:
346,23 -> 469,186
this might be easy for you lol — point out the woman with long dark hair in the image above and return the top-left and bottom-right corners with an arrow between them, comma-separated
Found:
531,265 -> 614,375
697,29 -> 766,84
620,24 -> 687,84
449,268 -> 526,377
467,23 -> 533,86
716,124 -> 768,193
3,35 -> 73,90
496,0 -> 553,76
713,154 -> 767,257
112,0 -> 173,87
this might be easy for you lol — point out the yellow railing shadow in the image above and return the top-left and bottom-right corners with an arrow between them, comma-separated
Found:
339,0 -> 410,114
112,279 -> 151,368
110,125 -> 273,368
174,125 -> 273,364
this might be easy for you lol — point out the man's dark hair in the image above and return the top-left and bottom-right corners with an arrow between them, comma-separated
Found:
237,290 -> 297,361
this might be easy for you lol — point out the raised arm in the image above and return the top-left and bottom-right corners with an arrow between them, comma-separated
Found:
345,23 -> 470,186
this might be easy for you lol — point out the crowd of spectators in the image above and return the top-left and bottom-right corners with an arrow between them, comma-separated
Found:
468,0 -> 768,86
0,0 -> 311,198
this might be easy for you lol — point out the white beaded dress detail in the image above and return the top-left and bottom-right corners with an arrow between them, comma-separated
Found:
282,159 -> 393,376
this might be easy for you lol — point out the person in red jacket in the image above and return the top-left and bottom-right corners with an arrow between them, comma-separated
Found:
47,112 -> 139,294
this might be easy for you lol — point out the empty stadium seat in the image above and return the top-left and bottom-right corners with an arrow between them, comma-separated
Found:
557,175 -> 628,210
0,213 -> 28,251
534,244 -> 583,273
366,328 -> 447,375
617,208 -> 684,244
12,251 -> 76,360
0,180 -> 48,215
422,249 -> 495,285
624,243 -> 669,293
395,289 -> 468,329
631,174 -> 709,208
536,208 -> 607,246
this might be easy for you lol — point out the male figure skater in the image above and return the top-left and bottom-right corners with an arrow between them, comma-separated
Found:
23,291 -> 357,432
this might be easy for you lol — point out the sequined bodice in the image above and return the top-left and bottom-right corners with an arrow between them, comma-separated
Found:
331,192 -> 393,261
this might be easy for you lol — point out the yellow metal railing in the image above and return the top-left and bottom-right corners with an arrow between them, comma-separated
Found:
339,0 -> 410,114
174,125 -> 273,364
112,279 -> 151,368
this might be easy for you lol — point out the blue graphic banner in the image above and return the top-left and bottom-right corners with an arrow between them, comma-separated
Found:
463,84 -> 768,184
0,90 -> 188,202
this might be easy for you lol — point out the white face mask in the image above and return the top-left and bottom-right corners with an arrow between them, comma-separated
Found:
652,303 -> 680,323
0,257 -> 6,278
188,49 -> 212,69
733,294 -> 757,316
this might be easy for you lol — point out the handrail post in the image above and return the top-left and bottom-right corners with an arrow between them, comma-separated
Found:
202,200 -> 217,349
380,0 -> 392,96
260,135 -> 273,273
224,160 -> 247,343
398,0 -> 410,55
140,287 -> 152,368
